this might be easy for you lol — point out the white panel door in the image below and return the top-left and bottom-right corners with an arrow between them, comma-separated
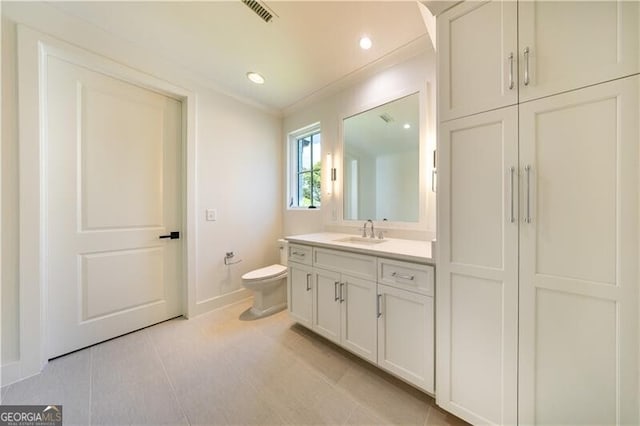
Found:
438,0 -> 518,121
519,76 -> 639,425
377,284 -> 433,393
313,268 -> 341,344
46,55 -> 183,358
436,106 -> 518,425
519,0 -> 639,103
288,263 -> 314,328
341,275 -> 377,363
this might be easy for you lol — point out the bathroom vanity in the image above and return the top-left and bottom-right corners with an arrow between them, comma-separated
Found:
284,232 -> 435,394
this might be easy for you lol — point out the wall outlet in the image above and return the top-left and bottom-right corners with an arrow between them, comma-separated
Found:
206,209 -> 217,221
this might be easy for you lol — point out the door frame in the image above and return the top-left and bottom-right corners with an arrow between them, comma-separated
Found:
17,25 -> 198,379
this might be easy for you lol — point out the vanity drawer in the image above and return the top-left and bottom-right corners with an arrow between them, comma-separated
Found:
288,244 -> 312,265
313,248 -> 376,280
378,258 -> 434,296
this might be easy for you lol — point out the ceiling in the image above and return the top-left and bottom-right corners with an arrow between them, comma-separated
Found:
49,1 -> 430,112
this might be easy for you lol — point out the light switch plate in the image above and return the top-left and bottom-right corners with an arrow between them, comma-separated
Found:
206,209 -> 217,221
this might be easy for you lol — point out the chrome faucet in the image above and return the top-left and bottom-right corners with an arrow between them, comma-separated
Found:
366,219 -> 375,238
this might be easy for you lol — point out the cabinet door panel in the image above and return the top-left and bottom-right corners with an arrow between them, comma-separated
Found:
519,76 -> 639,425
436,106 -> 519,425
438,0 -> 518,121
313,268 -> 341,344
377,284 -> 433,393
288,263 -> 314,328
519,0 -> 639,102
341,275 -> 377,363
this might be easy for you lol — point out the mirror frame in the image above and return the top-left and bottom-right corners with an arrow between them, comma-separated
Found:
336,84 -> 432,231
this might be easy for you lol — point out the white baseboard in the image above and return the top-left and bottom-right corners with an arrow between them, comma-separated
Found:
191,288 -> 252,317
1,360 -> 23,388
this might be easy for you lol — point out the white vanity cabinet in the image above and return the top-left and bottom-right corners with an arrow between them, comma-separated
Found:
287,244 -> 314,328
377,259 -> 435,393
285,237 -> 435,394
312,248 -> 378,363
438,0 -> 639,121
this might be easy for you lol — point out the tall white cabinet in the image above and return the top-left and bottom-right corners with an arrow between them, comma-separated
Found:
436,1 -> 639,425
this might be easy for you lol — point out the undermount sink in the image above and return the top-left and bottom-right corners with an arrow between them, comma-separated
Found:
335,236 -> 387,245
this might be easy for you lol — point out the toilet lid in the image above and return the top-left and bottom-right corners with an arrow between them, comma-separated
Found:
242,264 -> 287,281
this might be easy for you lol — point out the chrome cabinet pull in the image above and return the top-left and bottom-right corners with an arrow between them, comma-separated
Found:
523,47 -> 530,86
377,294 -> 382,318
292,251 -> 306,257
340,283 -> 345,303
508,52 -> 514,90
334,281 -> 339,301
525,165 -> 532,223
391,271 -> 415,281
306,273 -> 311,291
509,166 -> 515,223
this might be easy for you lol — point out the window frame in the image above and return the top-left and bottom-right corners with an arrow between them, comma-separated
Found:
287,123 -> 322,210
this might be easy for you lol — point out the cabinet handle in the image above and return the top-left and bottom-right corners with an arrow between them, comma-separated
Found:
334,281 -> 340,301
523,47 -> 530,86
508,52 -> 514,90
340,282 -> 345,303
377,294 -> 382,318
431,169 -> 437,192
525,165 -> 532,223
391,272 -> 415,281
306,273 -> 311,291
509,166 -> 515,223
292,251 -> 306,257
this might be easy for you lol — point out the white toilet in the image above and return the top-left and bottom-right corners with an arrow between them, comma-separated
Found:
241,239 -> 288,318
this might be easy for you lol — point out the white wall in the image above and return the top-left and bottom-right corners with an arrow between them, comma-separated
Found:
1,3 -> 282,383
282,51 -> 436,240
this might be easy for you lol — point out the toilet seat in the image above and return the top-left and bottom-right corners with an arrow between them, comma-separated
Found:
242,264 -> 287,282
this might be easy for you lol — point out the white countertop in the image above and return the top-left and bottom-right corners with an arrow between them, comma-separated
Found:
285,232 -> 435,264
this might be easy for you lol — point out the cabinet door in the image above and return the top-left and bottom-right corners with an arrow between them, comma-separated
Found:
287,263 -> 314,328
341,275 -> 377,363
436,106 -> 519,425
312,268 -> 341,344
519,76 -> 639,425
519,0 -> 639,102
377,284 -> 433,393
438,0 -> 518,121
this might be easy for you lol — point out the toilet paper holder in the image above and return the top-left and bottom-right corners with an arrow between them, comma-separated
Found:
224,251 -> 242,266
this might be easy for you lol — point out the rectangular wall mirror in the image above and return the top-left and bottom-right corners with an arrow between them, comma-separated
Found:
343,92 -> 420,222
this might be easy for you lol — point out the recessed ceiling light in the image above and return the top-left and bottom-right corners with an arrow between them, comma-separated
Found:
247,72 -> 265,84
359,36 -> 372,50
403,123 -> 411,129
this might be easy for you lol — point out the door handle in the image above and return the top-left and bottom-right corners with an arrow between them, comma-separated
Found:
509,166 -> 515,223
340,283 -> 345,303
377,294 -> 382,318
525,165 -> 532,223
159,231 -> 180,239
508,52 -> 514,90
334,281 -> 340,301
523,47 -> 530,86
306,273 -> 311,291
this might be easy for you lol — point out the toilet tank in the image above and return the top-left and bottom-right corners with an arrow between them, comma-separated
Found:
278,239 -> 288,266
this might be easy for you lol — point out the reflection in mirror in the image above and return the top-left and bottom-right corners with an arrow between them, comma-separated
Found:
343,93 -> 420,222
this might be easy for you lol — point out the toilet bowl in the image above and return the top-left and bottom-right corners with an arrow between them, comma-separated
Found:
241,240 -> 288,318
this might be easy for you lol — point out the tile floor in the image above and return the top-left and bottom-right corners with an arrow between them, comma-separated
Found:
1,299 -> 468,426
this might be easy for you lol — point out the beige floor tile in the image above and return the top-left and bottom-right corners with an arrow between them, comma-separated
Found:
0,349 -> 91,426
90,331 -> 187,425
336,365 -> 430,426
424,405 -> 469,426
3,297 -> 449,426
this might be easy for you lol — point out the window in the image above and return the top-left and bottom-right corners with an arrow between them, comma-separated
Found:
288,124 -> 321,209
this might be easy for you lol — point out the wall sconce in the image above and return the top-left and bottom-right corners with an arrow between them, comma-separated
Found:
326,152 -> 336,195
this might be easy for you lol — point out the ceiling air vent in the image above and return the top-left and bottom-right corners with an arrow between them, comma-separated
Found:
242,0 -> 277,23
379,113 -> 394,123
